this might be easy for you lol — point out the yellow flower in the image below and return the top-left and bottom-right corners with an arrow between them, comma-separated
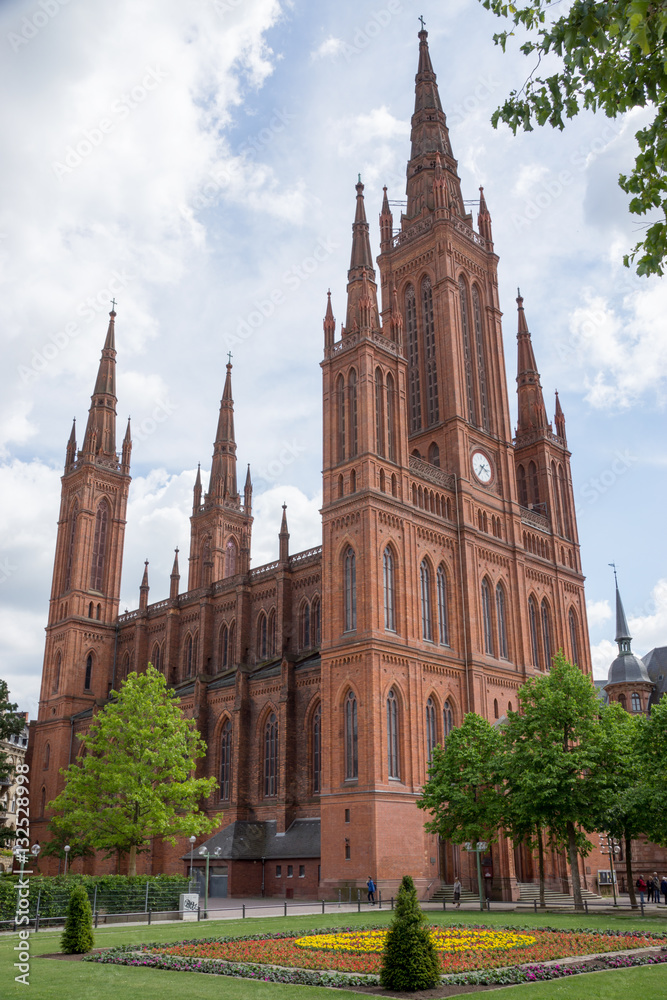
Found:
294,928 -> 536,954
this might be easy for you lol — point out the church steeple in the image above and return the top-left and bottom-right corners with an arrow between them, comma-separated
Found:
170,548 -> 180,600
65,418 -> 77,470
554,390 -> 566,444
82,308 -> 118,459
379,186 -> 393,249
477,186 -> 493,243
405,28 -> 463,221
324,290 -> 336,349
209,361 -> 237,499
613,569 -> 632,653
279,503 -> 290,564
345,178 -> 380,333
515,290 -> 548,438
139,560 -> 149,611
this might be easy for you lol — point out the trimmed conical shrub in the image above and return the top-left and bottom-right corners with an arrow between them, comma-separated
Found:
60,884 -> 94,954
380,874 -> 440,991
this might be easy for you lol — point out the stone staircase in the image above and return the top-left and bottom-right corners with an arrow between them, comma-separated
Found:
516,882 -> 604,907
428,883 -> 480,905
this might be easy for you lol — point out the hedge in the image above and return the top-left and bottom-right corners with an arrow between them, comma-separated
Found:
0,873 -> 190,920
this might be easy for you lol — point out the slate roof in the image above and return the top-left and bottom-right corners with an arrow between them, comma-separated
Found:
183,818 -> 321,861
643,646 -> 667,707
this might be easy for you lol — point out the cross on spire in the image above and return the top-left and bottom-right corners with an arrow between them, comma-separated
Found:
419,14 -> 426,29
110,298 -> 117,311
227,351 -> 233,365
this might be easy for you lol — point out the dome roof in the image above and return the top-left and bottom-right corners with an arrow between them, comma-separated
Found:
607,652 -> 652,686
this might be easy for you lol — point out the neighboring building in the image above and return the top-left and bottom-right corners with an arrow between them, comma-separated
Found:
29,30 -> 592,899
0,714 -> 29,849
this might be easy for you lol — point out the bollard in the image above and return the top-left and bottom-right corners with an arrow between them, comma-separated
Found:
379,890 -> 382,909
533,900 -> 537,914
443,898 -> 446,911
486,899 -> 490,911
584,900 -> 588,914
284,900 -> 287,918
243,904 -> 246,919
348,886 -> 351,903
322,899 -> 325,914
197,906 -> 201,921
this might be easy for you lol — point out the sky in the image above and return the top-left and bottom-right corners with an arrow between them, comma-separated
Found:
1,0 -> 666,717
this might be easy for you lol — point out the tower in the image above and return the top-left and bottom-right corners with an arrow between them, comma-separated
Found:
30,309 -> 132,845
319,28 -> 590,893
605,570 -> 653,713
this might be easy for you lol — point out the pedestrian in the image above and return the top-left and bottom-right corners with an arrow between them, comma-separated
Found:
636,875 -> 647,905
453,876 -> 462,908
484,872 -> 492,901
653,873 -> 659,902
366,876 -> 376,905
660,875 -> 667,905
647,875 -> 653,902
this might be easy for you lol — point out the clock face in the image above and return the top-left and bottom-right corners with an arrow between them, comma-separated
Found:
472,451 -> 492,484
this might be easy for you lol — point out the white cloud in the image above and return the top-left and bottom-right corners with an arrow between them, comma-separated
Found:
591,639 -> 616,680
310,36 -> 346,61
586,598 -> 612,630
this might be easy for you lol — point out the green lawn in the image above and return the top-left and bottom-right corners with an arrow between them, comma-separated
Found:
1,908 -> 665,1000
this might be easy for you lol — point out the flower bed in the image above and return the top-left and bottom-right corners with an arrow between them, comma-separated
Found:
146,925 -> 661,976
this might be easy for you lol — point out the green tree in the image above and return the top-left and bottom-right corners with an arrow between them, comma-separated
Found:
502,652 -> 608,910
48,666 -> 218,875
60,884 -> 94,954
636,693 -> 667,845
0,680 -> 26,848
479,0 -> 667,276
418,713 -> 503,904
380,875 -> 440,991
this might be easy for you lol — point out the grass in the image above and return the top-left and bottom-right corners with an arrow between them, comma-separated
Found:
1,907 -> 666,999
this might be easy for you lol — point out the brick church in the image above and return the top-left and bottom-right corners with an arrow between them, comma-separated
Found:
29,30 -> 593,899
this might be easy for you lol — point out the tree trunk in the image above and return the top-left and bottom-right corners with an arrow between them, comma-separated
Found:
128,844 -> 137,877
537,828 -> 546,908
566,821 -> 584,911
625,834 -> 638,909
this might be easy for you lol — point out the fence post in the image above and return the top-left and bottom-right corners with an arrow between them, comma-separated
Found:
284,899 -> 287,918
321,899 -> 325,914
148,907 -> 152,926
95,909 -> 99,929
197,906 -> 201,921
145,882 -> 150,913
242,904 -> 246,919
379,890 -> 382,909
486,899 -> 490,911
358,896 -> 361,913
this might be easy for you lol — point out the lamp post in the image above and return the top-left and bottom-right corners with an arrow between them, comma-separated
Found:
63,844 -> 71,877
188,835 -> 196,889
31,843 -> 41,865
198,846 -> 221,918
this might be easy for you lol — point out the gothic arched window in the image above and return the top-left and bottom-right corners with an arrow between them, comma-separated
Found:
337,373 -> 346,462
481,579 -> 494,655
121,652 -> 130,682
268,608 -> 276,656
631,692 -> 641,713
151,643 -> 161,672
383,547 -> 396,631
64,500 -> 78,592
558,463 -> 571,539
312,704 -> 321,794
420,560 -> 433,641
40,786 -> 46,817
494,698 -> 499,719
375,367 -> 385,457
220,623 -> 229,669
185,635 -> 193,677
348,368 -> 358,457
618,693 -> 626,710
541,599 -> 552,669
528,597 -> 540,667
257,612 -> 268,659
84,653 -> 93,690
437,565 -> 449,646
421,277 -> 439,426
458,277 -> 476,425
529,461 -> 540,507
228,620 -> 236,667
344,547 -> 356,631
344,690 -> 358,779
263,713 -> 278,797
43,742 -> 50,770
405,285 -> 421,432
568,608 -> 579,666
496,583 -> 508,659
387,688 -> 399,778
225,537 -> 238,577
472,286 -> 489,431
428,442 -> 440,467
220,719 -> 232,801
311,597 -> 321,647
90,499 -> 109,592
517,465 -> 528,507
426,696 -> 437,763
52,652 -> 61,694
443,700 -> 454,742
386,372 -> 396,461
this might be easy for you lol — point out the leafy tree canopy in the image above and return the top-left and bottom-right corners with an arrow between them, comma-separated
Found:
635,693 -> 667,845
480,0 -> 667,275
48,665 -> 218,875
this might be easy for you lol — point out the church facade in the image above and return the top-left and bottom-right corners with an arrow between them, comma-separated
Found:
28,30 -> 592,900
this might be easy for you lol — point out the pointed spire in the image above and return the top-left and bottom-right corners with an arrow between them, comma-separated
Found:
379,185 -> 393,248
515,289 -> 548,437
209,361 -> 237,499
139,559 -> 149,611
390,281 -> 404,344
193,463 -> 202,513
65,418 -> 77,469
121,417 -> 132,472
345,178 -> 380,332
323,289 -> 336,348
477,186 -> 493,243
432,152 -> 446,209
170,547 -> 180,600
611,566 -> 632,649
82,308 -> 118,460
279,503 -> 290,563
244,463 -> 253,516
554,390 -> 567,444
406,28 -> 461,221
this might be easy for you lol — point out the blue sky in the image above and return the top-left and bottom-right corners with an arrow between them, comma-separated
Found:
1,0 -> 665,715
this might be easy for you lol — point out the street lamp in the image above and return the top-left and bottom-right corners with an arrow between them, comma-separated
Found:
198,846 -> 221,918
188,835 -> 196,889
31,844 -> 41,868
63,844 -> 71,877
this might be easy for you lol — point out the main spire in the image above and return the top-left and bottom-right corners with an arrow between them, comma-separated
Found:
82,308 -> 118,459
515,290 -> 548,438
405,28 -> 463,221
344,178 -> 380,333
209,361 -> 237,499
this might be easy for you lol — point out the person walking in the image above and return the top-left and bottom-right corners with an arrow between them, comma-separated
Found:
636,875 -> 647,906
453,877 -> 462,908
366,876 -> 376,905
660,875 -> 667,905
652,873 -> 660,903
